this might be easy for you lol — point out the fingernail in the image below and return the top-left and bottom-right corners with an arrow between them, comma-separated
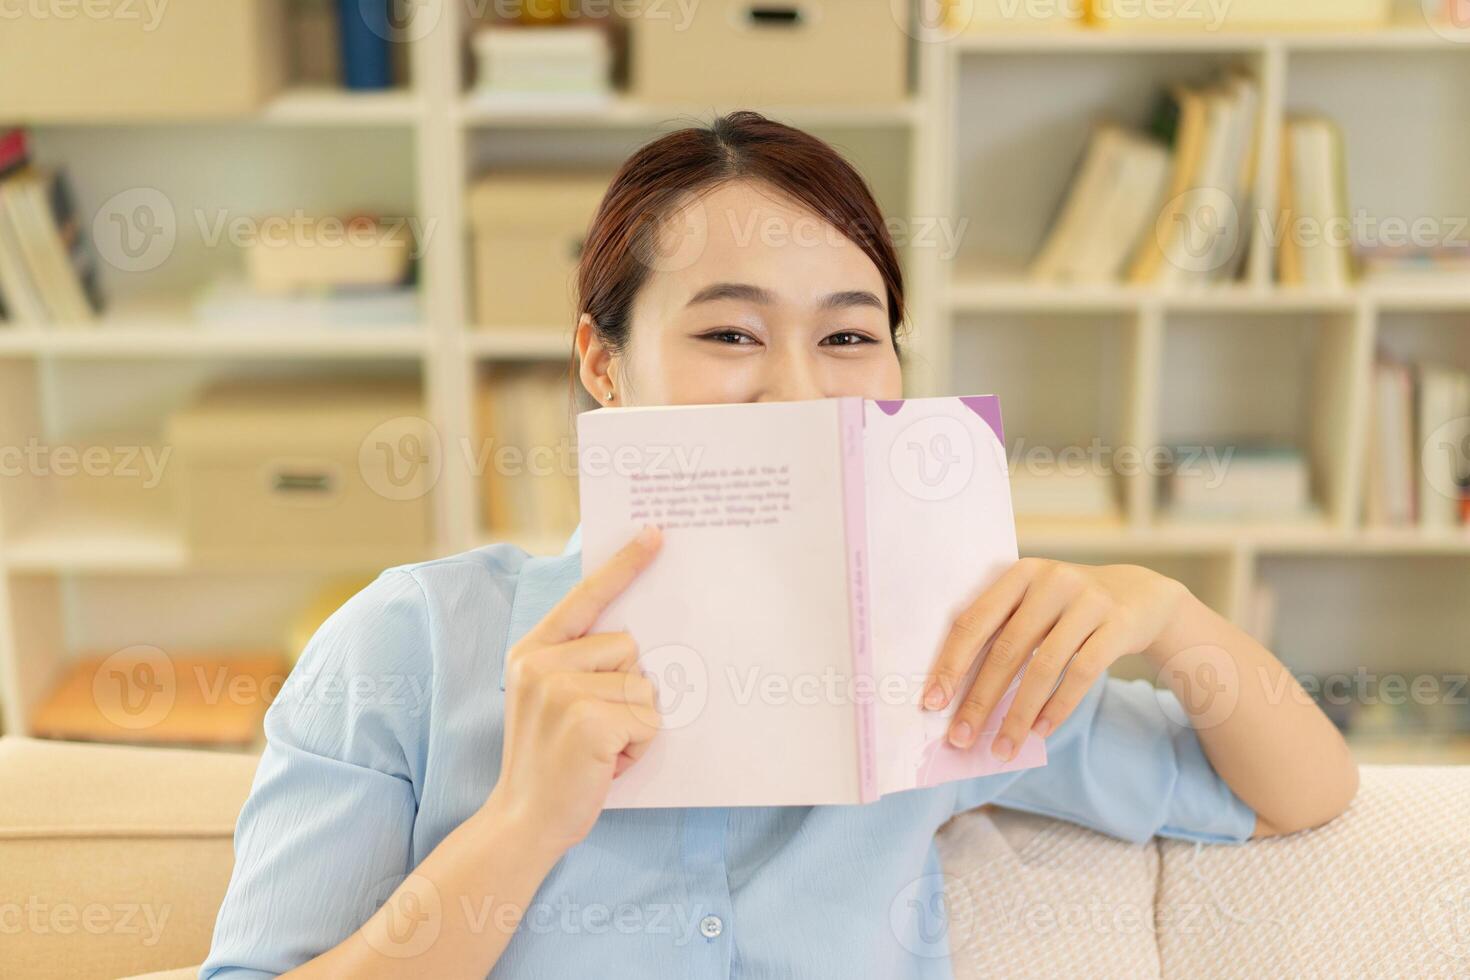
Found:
637,524 -> 660,547
991,735 -> 1015,762
922,683 -> 945,710
1032,718 -> 1052,738
948,721 -> 973,748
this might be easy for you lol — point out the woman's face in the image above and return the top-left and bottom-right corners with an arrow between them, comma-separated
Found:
577,179 -> 904,407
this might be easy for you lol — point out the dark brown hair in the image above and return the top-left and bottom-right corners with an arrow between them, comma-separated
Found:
575,111 -> 907,358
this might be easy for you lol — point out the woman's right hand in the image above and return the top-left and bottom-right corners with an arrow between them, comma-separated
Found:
483,524 -> 664,860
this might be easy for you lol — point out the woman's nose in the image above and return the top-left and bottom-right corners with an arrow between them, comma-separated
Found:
757,350 -> 826,403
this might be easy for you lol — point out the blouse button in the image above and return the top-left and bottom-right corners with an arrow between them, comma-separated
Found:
699,914 -> 724,938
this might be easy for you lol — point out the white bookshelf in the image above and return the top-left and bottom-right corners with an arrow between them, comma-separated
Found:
1,4 -> 1468,758
907,4 -> 1470,759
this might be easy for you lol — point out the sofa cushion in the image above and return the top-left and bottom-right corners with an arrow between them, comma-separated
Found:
0,736 -> 259,980
1157,765 -> 1470,978
936,804 -> 1164,978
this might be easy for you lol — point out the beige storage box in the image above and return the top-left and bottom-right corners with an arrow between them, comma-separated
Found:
167,380 -> 432,563
629,0 -> 908,105
469,171 -> 610,329
0,1 -> 287,121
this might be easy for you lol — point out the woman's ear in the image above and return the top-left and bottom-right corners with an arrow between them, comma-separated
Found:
575,313 -> 618,405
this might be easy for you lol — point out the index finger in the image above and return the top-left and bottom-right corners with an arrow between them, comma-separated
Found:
524,523 -> 663,646
923,558 -> 1034,709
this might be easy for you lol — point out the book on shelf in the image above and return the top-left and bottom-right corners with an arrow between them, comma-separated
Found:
1278,116 -> 1353,290
1358,246 -> 1470,288
1008,464 -> 1119,523
1364,355 -> 1470,530
1161,442 -> 1314,522
0,145 -> 104,328
1029,71 -> 1259,288
1028,124 -> 1170,285
192,275 -> 419,328
477,363 -> 580,543
562,394 -> 1046,808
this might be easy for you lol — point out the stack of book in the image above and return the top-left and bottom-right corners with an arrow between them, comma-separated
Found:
1277,116 -> 1353,290
1030,71 -> 1259,287
1365,358 -> 1470,530
476,363 -> 581,542
1160,442 -> 1314,522
0,128 -> 104,327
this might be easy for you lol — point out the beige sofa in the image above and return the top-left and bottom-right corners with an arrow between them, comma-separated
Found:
4,734 -> 1468,980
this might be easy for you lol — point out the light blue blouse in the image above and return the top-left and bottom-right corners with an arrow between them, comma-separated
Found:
200,524 -> 1256,980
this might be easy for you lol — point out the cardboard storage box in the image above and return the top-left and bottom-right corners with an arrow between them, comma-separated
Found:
629,0 -> 908,105
469,171 -> 610,329
167,380 -> 432,562
0,1 -> 287,121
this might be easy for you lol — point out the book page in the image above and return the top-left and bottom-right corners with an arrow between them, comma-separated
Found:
863,396 -> 1047,797
578,399 -> 862,807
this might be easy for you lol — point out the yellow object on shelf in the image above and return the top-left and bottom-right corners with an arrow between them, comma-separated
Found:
30,650 -> 289,747
286,578 -> 375,666
1087,0 -> 1391,31
948,0 -> 1084,33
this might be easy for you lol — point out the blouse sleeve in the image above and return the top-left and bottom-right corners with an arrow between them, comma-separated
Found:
953,672 -> 1258,846
200,570 -> 432,979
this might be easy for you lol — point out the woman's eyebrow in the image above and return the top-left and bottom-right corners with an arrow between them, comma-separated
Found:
818,290 -> 884,312
685,282 -> 774,306
684,283 -> 884,311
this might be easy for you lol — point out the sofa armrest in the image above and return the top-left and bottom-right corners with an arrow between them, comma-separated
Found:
117,969 -> 201,980
1156,764 -> 1470,977
0,736 -> 259,980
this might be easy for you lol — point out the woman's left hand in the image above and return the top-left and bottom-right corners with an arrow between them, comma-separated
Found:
922,557 -> 1192,761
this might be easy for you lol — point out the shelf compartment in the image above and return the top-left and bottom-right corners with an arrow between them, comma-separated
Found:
953,311 -> 1138,524
1155,310 -> 1361,526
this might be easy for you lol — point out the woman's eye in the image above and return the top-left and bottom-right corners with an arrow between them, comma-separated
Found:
701,329 -> 758,345
821,331 -> 876,347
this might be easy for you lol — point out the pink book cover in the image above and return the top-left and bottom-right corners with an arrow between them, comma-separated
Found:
577,394 -> 1047,808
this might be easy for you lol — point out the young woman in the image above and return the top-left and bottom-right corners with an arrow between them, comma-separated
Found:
202,112 -> 1358,979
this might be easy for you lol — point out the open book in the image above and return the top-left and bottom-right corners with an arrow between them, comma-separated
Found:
576,394 -> 1047,808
